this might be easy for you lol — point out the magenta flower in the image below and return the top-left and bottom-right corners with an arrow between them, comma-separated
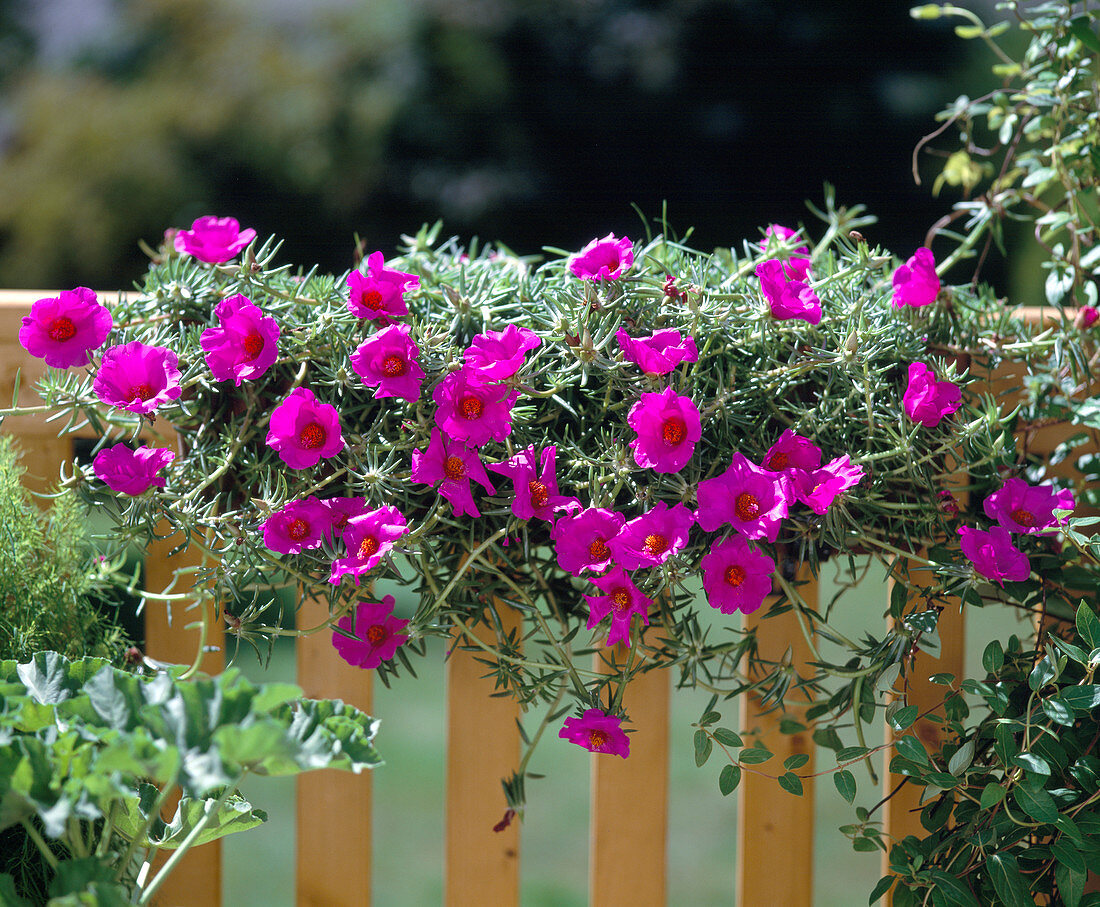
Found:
762,224 -> 812,281
958,525 -> 1030,586
329,505 -> 408,586
903,362 -> 962,427
559,709 -> 630,758
411,429 -> 496,519
983,478 -> 1075,534
92,443 -> 174,495
695,452 -> 789,542
346,251 -> 420,323
608,502 -> 694,569
756,259 -> 822,325
350,324 -> 425,402
332,595 -> 410,669
262,497 -> 332,555
627,387 -> 701,474
19,287 -> 113,369
569,233 -> 634,280
464,325 -> 541,380
266,387 -> 345,469
432,368 -> 518,448
700,535 -> 776,615
762,429 -> 822,473
93,342 -> 182,414
174,216 -> 257,264
584,566 -> 653,647
1076,306 -> 1098,330
791,455 -> 866,515
200,294 -> 280,386
488,445 -> 578,522
892,247 -> 940,309
320,496 -> 371,542
616,328 -> 699,375
550,507 -> 625,576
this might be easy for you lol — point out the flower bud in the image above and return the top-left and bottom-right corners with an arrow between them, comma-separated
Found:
1075,305 -> 1098,330
910,4 -> 944,20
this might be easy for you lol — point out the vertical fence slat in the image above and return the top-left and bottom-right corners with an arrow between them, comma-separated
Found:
590,639 -> 669,907
736,566 -> 818,907
445,607 -> 521,906
295,594 -> 374,906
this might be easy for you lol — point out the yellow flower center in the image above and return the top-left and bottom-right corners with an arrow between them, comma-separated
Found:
357,535 -> 380,560
528,480 -> 550,508
443,455 -> 466,480
588,729 -> 609,749
735,492 -> 761,521
609,588 -> 632,612
460,394 -> 484,420
588,537 -> 610,560
642,533 -> 668,557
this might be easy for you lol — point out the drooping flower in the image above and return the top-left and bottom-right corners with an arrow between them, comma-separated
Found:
488,445 -> 578,522
762,429 -> 822,474
790,455 -> 866,515
346,251 -> 420,323
266,387 -> 345,469
331,595 -> 409,669
756,259 -> 822,325
983,478 -> 1075,535
616,328 -> 699,375
432,368 -> 518,448
261,497 -> 332,555
174,215 -> 257,264
464,325 -> 541,380
903,362 -> 962,427
19,287 -> 113,369
700,535 -> 776,615
92,443 -> 174,495
350,324 -> 425,402
607,502 -> 694,569
569,233 -> 634,280
200,294 -> 280,386
411,428 -> 496,518
93,342 -> 182,414
762,224 -> 812,281
584,566 -> 653,647
694,452 -> 789,542
958,525 -> 1030,586
892,247 -> 940,309
550,507 -> 625,576
329,505 -> 408,586
320,497 -> 371,542
559,709 -> 630,758
626,387 -> 701,474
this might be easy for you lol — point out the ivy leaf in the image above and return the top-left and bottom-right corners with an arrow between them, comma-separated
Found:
1059,686 -> 1100,711
868,874 -> 894,905
1055,859 -> 1086,907
1076,602 -> 1100,649
834,769 -> 856,804
778,772 -> 803,796
894,735 -> 929,767
738,748 -> 773,765
982,640 -> 1004,674
927,869 -> 980,907
979,782 -> 1005,809
1014,781 -> 1058,824
784,753 -> 810,771
1069,16 -> 1100,55
713,728 -> 743,748
988,852 -> 1034,907
694,729 -> 713,767
947,740 -> 975,777
719,763 -> 741,796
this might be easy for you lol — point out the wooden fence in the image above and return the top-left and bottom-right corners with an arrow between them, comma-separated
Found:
1,293 -> 1092,905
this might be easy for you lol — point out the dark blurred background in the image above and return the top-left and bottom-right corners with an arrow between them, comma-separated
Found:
0,0 -> 1001,290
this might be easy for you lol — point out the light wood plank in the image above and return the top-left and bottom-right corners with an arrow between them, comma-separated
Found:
736,566 -> 818,907
590,640 -> 670,907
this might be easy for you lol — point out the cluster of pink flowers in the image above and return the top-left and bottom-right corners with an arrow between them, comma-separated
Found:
756,225 -> 820,324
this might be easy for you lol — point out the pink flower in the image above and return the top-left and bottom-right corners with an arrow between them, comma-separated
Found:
559,709 -> 630,758
200,294 -> 280,386
1076,306 -> 1099,330
762,429 -> 822,473
93,342 -> 182,414
616,328 -> 699,375
903,362 -> 962,427
700,535 -> 776,615
19,287 -> 113,369
607,501 -> 694,569
756,259 -> 822,324
92,443 -> 174,495
983,478 -> 1075,534
346,251 -> 420,323
790,455 -> 866,515
411,429 -> 496,518
329,505 -> 408,586
174,216 -> 257,263
332,595 -> 409,669
584,566 -> 653,647
350,324 -> 424,402
695,452 -> 789,542
762,224 -> 812,281
464,325 -> 541,380
626,387 -> 701,474
266,387 -> 345,469
488,445 -> 578,522
550,507 -> 625,576
569,233 -> 634,280
958,525 -> 1030,586
320,497 -> 371,542
432,369 -> 518,448
261,497 -> 331,554
892,248 -> 940,309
